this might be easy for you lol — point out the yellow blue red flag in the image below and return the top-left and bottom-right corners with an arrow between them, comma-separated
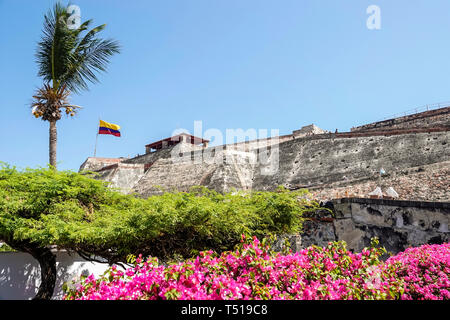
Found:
99,120 -> 121,137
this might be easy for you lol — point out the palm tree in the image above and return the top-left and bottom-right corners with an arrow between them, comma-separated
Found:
32,2 -> 120,169
29,2 -> 120,300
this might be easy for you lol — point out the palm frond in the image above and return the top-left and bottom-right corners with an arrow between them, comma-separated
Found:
64,38 -> 120,92
75,23 -> 105,53
35,3 -> 75,87
35,2 -> 120,93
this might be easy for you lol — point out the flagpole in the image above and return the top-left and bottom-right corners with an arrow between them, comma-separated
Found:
94,132 -> 99,157
94,118 -> 100,157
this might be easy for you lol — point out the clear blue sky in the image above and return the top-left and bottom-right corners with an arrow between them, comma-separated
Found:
1,0 -> 450,171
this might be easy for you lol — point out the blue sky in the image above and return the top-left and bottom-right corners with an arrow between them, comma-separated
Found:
1,0 -> 450,171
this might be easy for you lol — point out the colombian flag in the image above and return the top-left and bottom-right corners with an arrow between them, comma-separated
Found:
99,120 -> 121,137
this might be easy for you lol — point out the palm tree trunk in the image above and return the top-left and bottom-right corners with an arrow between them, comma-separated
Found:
49,120 -> 57,168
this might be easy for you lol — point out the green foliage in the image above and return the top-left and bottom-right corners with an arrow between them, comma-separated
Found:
0,243 -> 15,252
0,165 -> 318,263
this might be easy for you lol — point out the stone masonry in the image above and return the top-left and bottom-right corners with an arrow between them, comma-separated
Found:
302,198 -> 449,254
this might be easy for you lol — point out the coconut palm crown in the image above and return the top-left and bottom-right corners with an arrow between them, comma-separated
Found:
32,2 -> 120,168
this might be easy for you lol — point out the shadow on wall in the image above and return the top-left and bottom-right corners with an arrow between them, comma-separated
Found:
0,251 -> 110,300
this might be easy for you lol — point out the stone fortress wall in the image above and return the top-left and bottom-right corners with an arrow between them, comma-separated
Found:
80,106 -> 450,202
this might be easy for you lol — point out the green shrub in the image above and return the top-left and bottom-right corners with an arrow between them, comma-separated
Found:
0,165 -> 318,263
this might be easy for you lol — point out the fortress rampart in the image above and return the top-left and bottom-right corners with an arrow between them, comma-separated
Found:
80,107 -> 450,202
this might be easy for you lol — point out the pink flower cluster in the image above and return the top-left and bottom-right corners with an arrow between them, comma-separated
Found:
64,238 -> 449,300
385,243 -> 450,300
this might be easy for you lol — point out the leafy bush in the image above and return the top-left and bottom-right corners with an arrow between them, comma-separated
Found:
63,237 -> 450,300
0,165 -> 316,262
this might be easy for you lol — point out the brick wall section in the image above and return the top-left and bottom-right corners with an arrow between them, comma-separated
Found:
351,106 -> 450,132
307,161 -> 450,202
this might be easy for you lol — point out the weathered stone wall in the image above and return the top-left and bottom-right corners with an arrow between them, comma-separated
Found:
80,106 -> 450,202
222,134 -> 293,152
132,148 -> 257,196
122,144 -> 180,165
94,163 -> 145,193
299,198 -> 449,254
252,131 -> 450,193
87,130 -> 450,201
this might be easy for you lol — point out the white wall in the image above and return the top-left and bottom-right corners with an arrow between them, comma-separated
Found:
0,251 -> 111,300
